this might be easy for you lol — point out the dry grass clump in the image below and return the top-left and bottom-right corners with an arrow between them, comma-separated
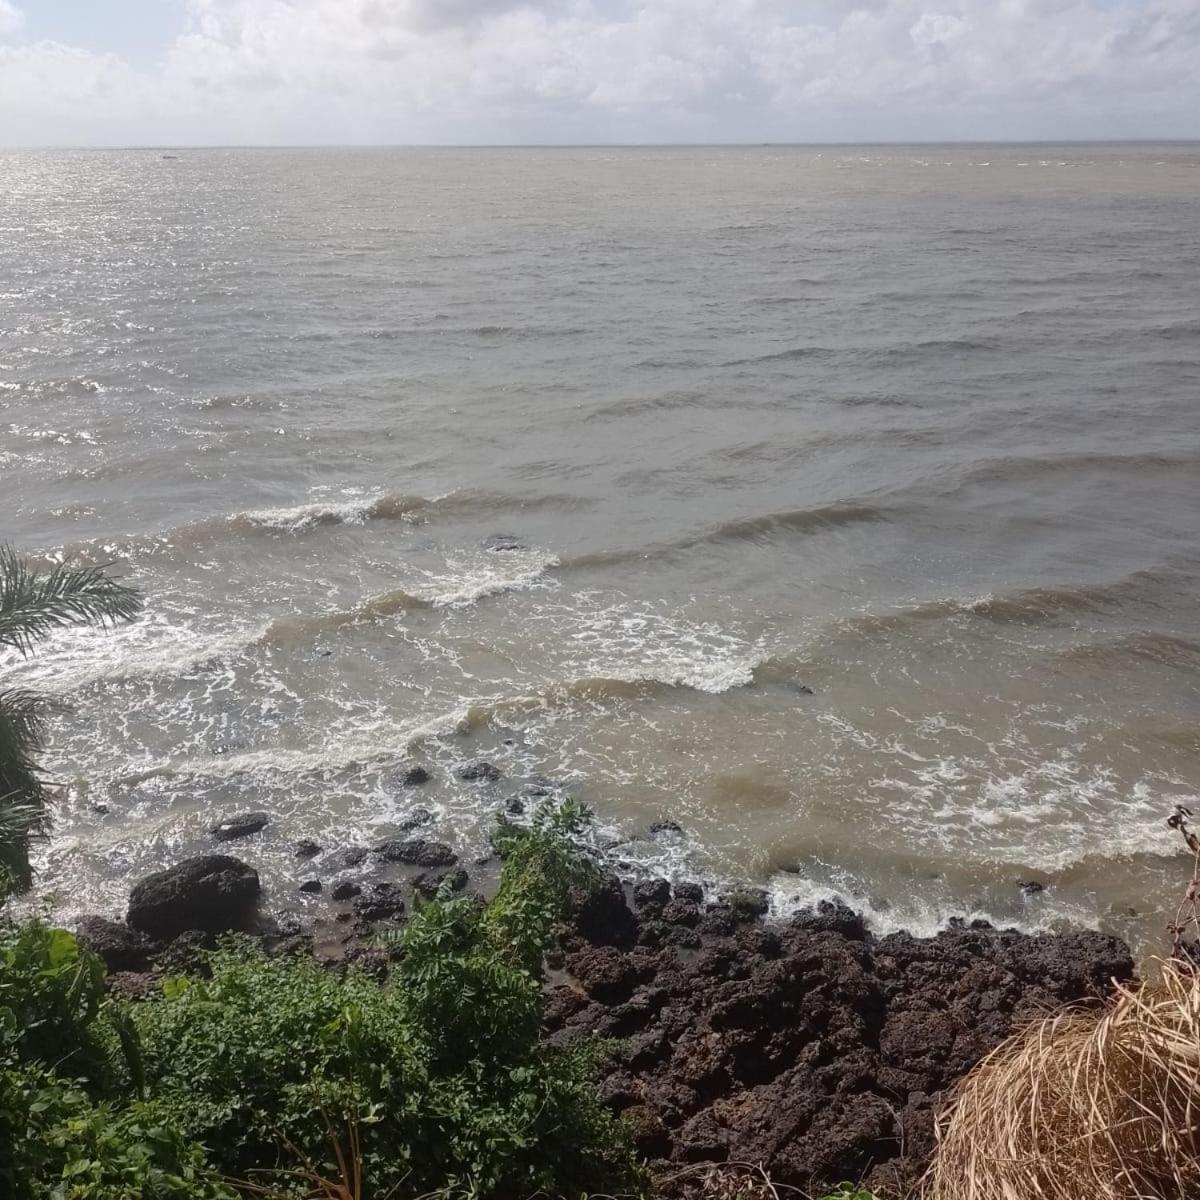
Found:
924,961 -> 1200,1200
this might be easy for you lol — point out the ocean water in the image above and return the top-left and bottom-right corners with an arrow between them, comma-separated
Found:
2,144 -> 1198,957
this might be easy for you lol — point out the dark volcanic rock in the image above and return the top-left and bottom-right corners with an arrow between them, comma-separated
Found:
547,882 -> 1135,1200
299,879 -> 323,894
456,760 -> 502,783
399,765 -> 431,786
127,855 -> 260,939
338,847 -> 369,869
374,838 -> 458,868
331,881 -> 362,901
75,916 -> 153,973
633,878 -> 672,910
353,883 -> 406,923
211,811 -> 269,841
570,873 -> 639,948
294,839 -> 321,859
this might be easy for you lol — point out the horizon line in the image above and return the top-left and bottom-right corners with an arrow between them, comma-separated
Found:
4,137 -> 1200,152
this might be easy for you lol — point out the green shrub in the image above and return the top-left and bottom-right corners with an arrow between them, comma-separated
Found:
0,921 -> 134,1094
0,1062 -> 231,1200
133,802 -> 639,1199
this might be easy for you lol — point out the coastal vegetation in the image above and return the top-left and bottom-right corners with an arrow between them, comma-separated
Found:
0,546 -> 142,890
1,805 -> 638,1199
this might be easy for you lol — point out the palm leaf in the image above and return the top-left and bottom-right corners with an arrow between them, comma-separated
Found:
0,544 -> 143,657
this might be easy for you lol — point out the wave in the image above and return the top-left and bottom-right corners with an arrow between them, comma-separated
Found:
751,572 -> 1184,664
43,488 -> 593,566
115,661 -> 758,784
230,492 -> 432,533
560,502 -> 886,571
952,449 -> 1200,491
257,552 -> 559,644
1053,631 -> 1200,671
719,346 -> 831,368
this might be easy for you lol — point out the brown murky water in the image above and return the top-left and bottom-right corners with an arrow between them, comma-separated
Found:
2,144 -> 1199,958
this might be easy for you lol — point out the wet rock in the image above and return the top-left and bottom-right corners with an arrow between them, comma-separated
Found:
482,533 -> 524,551
353,884 -> 406,924
1020,880 -> 1045,895
374,838 -> 458,868
791,899 -> 869,941
210,811 -> 269,842
724,889 -> 770,920
457,760 -> 502,783
673,881 -> 704,904
338,847 -> 369,869
397,807 -> 434,832
331,881 -> 362,901
647,819 -> 683,836
299,879 -> 323,894
294,839 -> 322,859
399,765 -> 431,786
127,855 -> 260,939
75,916 -> 153,973
91,803 -> 110,815
633,878 -> 672,909
505,796 -> 527,815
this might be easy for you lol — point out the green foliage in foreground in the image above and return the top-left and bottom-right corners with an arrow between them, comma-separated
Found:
0,802 -> 641,1199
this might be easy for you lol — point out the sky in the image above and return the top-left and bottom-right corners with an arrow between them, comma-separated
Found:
0,0 -> 1198,145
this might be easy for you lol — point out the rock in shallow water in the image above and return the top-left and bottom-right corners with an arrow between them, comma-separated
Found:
481,533 -> 525,551
211,811 -> 269,842
374,838 -> 458,867
127,855 -> 260,939
457,760 -> 502,783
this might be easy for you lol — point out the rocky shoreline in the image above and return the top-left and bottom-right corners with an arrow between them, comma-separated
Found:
72,810 -> 1134,1198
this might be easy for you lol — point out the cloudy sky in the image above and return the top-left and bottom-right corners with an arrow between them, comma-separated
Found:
1,0 -> 1198,145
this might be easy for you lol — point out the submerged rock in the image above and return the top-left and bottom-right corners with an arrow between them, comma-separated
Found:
399,765 -> 431,786
294,838 -> 322,859
299,879 -> 323,894
457,760 -> 502,783
482,533 -> 525,551
211,811 -> 269,842
331,881 -> 361,901
127,855 -> 260,939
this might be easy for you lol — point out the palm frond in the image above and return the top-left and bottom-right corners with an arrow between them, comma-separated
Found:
0,544 -> 143,657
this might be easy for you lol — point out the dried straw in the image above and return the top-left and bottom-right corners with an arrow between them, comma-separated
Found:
923,961 -> 1200,1200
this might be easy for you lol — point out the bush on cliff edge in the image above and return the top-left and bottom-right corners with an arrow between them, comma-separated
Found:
1,802 -> 639,1199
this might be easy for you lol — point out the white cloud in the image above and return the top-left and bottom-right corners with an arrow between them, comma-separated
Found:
0,0 -> 24,39
0,0 -> 1197,143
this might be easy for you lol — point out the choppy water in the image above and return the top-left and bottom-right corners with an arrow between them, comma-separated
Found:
2,145 -> 1199,957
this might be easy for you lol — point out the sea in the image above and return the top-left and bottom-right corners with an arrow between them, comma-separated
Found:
2,144 -> 1198,959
